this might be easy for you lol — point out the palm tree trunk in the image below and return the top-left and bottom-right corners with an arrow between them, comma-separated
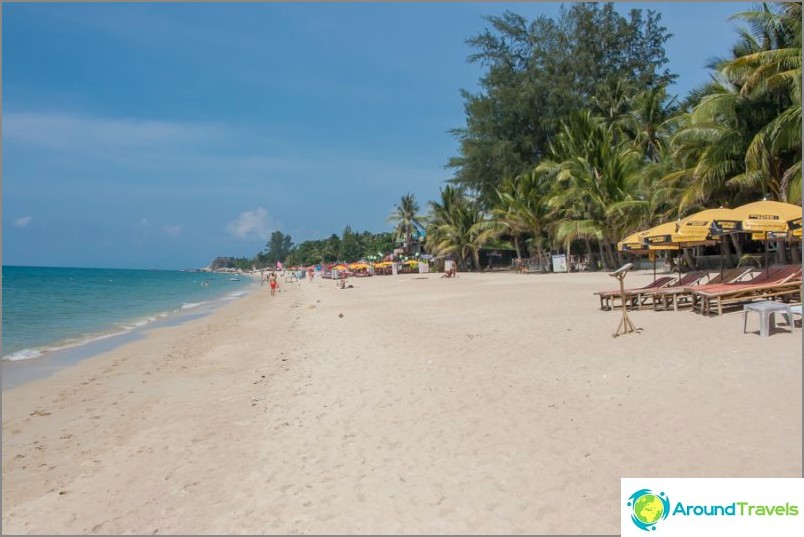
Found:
683,248 -> 697,271
602,241 -> 617,269
720,237 -> 734,268
584,237 -> 595,271
513,236 -> 522,260
566,239 -> 572,273
597,241 -> 607,270
775,240 -> 787,264
730,234 -> 743,266
791,242 -> 801,264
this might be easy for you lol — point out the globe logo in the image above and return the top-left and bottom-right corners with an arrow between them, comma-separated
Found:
627,489 -> 670,531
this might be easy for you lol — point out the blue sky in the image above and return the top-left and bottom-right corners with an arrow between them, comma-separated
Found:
3,2 -> 751,270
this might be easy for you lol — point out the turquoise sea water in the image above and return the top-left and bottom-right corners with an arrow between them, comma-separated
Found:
2,266 -> 253,362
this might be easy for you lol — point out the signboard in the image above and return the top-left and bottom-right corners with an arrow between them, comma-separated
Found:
551,254 -> 568,273
711,219 -> 741,235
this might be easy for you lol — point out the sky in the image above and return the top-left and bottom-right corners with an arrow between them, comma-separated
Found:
2,2 -> 752,270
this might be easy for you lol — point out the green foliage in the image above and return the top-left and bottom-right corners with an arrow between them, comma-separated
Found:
257,231 -> 294,266
387,193 -> 426,254
449,4 -> 676,206
279,229 -> 396,267
425,186 -> 495,270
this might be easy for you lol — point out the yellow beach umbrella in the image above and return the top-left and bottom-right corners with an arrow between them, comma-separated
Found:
617,230 -> 651,252
641,221 -> 711,248
678,207 -> 742,279
349,262 -> 369,270
722,200 -> 803,273
640,220 -> 717,279
678,207 -> 738,236
617,227 -> 676,280
712,200 -> 802,234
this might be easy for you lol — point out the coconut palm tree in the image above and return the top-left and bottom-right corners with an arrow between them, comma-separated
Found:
426,186 -> 493,270
489,171 -> 553,263
668,3 -> 802,206
387,193 -> 425,254
539,110 -> 644,268
723,2 -> 801,203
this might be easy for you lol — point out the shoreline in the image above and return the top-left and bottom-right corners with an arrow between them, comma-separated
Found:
2,271 -> 800,534
1,273 -> 259,390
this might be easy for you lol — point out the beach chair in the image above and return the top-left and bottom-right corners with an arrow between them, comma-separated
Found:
594,276 -> 676,311
651,267 -> 753,311
691,265 -> 803,316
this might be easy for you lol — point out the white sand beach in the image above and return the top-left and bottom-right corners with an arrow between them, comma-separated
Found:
2,271 -> 801,534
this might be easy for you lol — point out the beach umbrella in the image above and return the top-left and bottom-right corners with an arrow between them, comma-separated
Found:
617,230 -> 651,253
617,228 -> 677,280
711,200 -> 802,273
641,221 -> 714,279
677,207 -> 739,279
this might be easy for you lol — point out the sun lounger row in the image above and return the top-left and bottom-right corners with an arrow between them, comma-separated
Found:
690,265 -> 802,316
651,267 -> 753,311
594,275 -> 677,311
594,265 -> 802,315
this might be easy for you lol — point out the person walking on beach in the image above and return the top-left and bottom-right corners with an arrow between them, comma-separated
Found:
269,272 -> 278,296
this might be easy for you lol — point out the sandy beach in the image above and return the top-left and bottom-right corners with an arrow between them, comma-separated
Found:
2,270 -> 801,534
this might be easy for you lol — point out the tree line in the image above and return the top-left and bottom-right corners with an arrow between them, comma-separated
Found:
235,3 -> 800,272
422,2 -> 800,270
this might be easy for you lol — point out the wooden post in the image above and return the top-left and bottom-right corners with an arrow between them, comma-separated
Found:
611,263 -> 640,337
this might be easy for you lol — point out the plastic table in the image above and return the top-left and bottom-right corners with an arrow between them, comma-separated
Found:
742,301 -> 793,337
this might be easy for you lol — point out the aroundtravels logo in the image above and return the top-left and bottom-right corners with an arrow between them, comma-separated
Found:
627,489 -> 671,531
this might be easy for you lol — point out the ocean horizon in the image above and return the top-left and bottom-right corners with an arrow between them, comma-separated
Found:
2,265 -> 255,371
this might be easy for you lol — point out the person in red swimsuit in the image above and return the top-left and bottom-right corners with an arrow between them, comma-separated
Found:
269,272 -> 278,296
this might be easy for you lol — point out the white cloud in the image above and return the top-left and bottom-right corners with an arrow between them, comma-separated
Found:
13,216 -> 32,228
162,224 -> 183,238
226,207 -> 272,240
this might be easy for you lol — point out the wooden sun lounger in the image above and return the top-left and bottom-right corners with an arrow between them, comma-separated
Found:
594,276 -> 676,311
651,267 -> 753,311
691,265 -> 803,316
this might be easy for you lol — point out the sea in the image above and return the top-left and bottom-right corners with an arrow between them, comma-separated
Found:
1,266 -> 255,389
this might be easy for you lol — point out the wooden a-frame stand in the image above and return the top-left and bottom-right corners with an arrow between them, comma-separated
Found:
610,263 -> 640,338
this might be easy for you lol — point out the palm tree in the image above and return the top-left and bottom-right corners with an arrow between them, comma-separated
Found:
503,170 -> 552,263
724,2 -> 801,203
426,186 -> 493,270
387,193 -> 425,254
539,110 -> 644,268
668,3 -> 802,206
